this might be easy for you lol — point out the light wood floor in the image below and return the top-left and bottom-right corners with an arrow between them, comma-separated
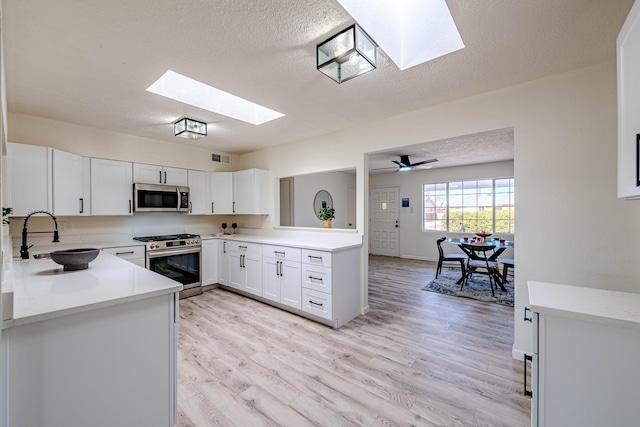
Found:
176,255 -> 531,426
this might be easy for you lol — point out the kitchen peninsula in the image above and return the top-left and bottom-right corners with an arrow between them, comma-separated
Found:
1,251 -> 181,427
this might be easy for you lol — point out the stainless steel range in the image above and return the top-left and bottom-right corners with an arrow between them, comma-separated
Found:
133,233 -> 201,299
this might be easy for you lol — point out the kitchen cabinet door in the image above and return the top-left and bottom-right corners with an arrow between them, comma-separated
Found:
244,252 -> 263,296
52,149 -> 91,216
263,257 -> 281,302
210,172 -> 233,214
201,239 -> 218,285
218,240 -> 229,285
228,251 -> 244,290
280,260 -> 302,309
618,0 -> 640,198
91,158 -> 133,215
7,142 -> 52,216
133,163 -> 188,186
262,245 -> 302,308
187,170 -> 211,215
232,169 -> 270,214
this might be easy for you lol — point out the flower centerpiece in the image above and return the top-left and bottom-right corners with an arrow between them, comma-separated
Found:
318,207 -> 335,228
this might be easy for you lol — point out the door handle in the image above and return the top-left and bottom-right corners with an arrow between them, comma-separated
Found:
524,307 -> 533,322
79,198 -> 84,214
233,201 -> 236,213
159,170 -> 162,184
164,171 -> 167,184
189,201 -> 193,213
129,200 -> 132,213
211,202 -> 214,213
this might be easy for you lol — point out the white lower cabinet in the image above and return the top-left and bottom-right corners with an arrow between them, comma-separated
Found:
218,240 -> 360,328
227,241 -> 262,296
2,293 -> 178,427
201,239 -> 218,285
300,248 -> 360,327
262,245 -> 302,309
102,245 -> 145,267
528,281 -> 640,426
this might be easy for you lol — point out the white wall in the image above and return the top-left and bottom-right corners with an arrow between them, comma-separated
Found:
240,61 -> 640,357
292,170 -> 356,228
370,160 -> 514,261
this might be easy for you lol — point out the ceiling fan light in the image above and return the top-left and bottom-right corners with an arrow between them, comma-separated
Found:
174,118 -> 207,140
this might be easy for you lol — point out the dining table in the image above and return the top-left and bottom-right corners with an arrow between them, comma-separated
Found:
447,237 -> 515,291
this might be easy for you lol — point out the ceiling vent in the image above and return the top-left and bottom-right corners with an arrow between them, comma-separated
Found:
211,153 -> 230,164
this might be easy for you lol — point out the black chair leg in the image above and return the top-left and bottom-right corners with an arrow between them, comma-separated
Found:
436,260 -> 442,278
502,264 -> 508,284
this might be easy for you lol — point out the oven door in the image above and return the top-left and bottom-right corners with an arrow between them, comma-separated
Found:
147,247 -> 201,298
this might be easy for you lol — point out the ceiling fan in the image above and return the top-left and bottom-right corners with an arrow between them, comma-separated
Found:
393,155 -> 438,170
372,155 -> 438,172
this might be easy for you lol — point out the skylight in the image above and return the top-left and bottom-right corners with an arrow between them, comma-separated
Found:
146,70 -> 285,125
336,0 -> 464,70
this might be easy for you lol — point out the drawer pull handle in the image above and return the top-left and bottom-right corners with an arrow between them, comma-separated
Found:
524,354 -> 533,397
309,300 -> 324,307
274,251 -> 285,256
308,255 -> 323,260
239,245 -> 248,249
308,276 -> 323,282
116,251 -> 135,255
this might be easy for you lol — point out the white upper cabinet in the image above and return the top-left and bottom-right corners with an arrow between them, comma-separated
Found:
52,149 -> 91,216
133,163 -> 188,186
187,170 -> 210,215
618,0 -> 640,198
91,158 -> 133,215
210,172 -> 234,214
7,142 -> 52,216
232,169 -> 270,215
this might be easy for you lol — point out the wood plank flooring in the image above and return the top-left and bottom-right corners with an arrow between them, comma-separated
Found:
176,255 -> 531,426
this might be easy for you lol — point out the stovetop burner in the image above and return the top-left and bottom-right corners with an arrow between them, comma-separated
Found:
133,233 -> 200,242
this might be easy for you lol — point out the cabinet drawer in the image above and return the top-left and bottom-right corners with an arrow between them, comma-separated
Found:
102,245 -> 145,261
302,265 -> 332,294
226,241 -> 261,256
302,288 -> 332,320
262,244 -> 301,262
301,249 -> 332,267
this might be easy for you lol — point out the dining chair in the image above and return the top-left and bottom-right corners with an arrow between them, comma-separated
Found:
500,258 -> 515,284
460,243 -> 499,296
435,237 -> 468,278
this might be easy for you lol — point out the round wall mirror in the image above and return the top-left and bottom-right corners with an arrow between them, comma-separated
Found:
313,190 -> 333,219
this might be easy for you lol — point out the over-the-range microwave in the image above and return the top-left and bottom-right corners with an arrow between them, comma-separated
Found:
133,183 -> 190,213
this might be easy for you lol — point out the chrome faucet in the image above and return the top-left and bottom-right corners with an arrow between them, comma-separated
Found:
20,210 -> 60,259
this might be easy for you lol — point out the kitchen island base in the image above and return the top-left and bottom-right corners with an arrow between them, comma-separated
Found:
2,293 -> 178,427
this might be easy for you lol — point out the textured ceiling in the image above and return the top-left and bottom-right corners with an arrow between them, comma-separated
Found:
2,0 -> 634,167
369,128 -> 514,173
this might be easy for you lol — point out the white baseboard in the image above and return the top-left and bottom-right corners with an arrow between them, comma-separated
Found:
512,344 -> 529,361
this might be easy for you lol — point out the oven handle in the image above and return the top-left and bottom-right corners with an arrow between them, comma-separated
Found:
148,247 -> 201,258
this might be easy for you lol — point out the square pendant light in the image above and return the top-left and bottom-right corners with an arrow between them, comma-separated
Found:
317,24 -> 377,84
174,118 -> 207,140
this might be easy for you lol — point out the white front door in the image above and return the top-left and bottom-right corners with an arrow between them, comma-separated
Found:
370,186 -> 400,256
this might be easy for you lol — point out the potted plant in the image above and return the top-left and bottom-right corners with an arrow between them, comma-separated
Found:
318,207 -> 335,228
2,207 -> 12,226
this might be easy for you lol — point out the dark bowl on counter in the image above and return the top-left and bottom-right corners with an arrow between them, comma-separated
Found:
50,248 -> 99,271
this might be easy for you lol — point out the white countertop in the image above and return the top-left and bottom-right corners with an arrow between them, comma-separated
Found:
201,232 -> 362,251
528,281 -> 640,330
3,251 -> 182,329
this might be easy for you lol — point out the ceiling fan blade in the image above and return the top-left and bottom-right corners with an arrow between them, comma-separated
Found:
410,158 -> 438,166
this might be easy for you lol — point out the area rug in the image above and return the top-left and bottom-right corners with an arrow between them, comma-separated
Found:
422,269 -> 514,306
